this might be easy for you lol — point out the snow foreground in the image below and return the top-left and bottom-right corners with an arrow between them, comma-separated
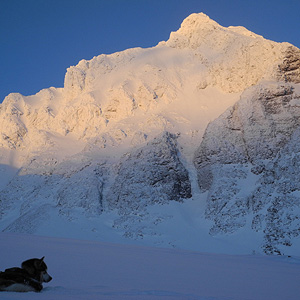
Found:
0,233 -> 300,300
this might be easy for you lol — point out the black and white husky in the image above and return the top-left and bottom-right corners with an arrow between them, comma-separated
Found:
0,257 -> 52,292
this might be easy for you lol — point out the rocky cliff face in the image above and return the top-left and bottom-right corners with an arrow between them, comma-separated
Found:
1,13 -> 300,255
277,46 -> 300,83
194,82 -> 300,254
108,132 -> 191,212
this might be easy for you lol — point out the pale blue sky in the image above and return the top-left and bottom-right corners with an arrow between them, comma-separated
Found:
1,0 -> 299,102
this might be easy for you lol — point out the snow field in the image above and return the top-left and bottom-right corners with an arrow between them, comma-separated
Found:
0,233 -> 300,300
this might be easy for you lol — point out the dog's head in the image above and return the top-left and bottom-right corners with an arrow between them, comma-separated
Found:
21,256 -> 52,283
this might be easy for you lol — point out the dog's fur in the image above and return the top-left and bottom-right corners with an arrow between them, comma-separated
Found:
0,257 -> 52,292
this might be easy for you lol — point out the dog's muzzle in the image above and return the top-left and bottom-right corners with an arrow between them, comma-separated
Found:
41,271 -> 52,283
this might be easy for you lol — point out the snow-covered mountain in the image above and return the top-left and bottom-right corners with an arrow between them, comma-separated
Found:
1,13 -> 300,255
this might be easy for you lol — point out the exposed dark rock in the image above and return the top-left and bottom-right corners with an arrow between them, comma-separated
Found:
107,132 -> 192,214
278,46 -> 300,83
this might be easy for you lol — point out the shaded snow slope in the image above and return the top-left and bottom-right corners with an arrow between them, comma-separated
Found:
1,13 -> 300,255
1,233 -> 300,300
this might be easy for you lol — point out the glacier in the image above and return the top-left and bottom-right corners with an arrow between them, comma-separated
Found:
1,12 -> 300,255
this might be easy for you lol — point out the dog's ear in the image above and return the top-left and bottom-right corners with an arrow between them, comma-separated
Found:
36,257 -> 45,268
31,257 -> 45,270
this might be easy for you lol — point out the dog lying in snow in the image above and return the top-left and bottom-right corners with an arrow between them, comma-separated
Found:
0,257 -> 52,292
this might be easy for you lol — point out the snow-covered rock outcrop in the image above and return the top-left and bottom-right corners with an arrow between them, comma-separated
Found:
108,132 -> 191,213
194,82 -> 300,254
1,13 -> 300,255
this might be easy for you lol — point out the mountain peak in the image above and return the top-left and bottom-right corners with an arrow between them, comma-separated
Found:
166,12 -> 263,50
181,12 -> 217,27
